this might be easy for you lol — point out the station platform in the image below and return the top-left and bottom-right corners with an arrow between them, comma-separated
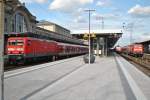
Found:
4,55 -> 150,100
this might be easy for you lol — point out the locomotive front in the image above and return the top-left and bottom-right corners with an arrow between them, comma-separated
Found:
7,37 -> 25,64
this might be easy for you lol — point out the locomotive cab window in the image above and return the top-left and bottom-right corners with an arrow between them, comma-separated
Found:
8,41 -> 17,45
17,42 -> 24,45
8,40 -> 24,46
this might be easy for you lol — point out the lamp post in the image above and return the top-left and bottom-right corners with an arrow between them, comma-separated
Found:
85,9 -> 95,64
0,0 -> 4,100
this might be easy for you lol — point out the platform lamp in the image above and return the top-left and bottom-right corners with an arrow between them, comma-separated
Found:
84,9 -> 95,64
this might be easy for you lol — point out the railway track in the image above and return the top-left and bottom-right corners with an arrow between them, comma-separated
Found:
121,53 -> 150,77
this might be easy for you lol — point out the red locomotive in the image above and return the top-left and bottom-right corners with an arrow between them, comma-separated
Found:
115,44 -> 143,57
127,44 -> 143,56
7,37 -> 88,64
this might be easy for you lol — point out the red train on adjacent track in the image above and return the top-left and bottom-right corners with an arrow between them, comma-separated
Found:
115,44 -> 144,57
6,37 -> 88,64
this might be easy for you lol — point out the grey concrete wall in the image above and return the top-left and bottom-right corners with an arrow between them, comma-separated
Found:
0,0 -> 4,99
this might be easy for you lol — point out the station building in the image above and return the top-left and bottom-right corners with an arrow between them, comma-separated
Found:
4,0 -> 83,45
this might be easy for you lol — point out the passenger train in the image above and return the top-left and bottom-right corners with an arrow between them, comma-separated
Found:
6,37 -> 88,64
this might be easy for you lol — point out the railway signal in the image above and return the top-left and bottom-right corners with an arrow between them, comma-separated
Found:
83,32 -> 96,40
83,33 -> 88,40
91,32 -> 96,38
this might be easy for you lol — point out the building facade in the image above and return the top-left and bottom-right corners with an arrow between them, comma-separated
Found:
4,0 -> 37,33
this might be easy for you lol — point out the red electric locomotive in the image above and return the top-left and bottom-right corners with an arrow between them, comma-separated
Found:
7,37 -> 59,64
128,44 -> 143,57
121,44 -> 143,57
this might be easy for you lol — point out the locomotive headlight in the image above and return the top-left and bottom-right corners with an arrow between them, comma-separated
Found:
17,48 -> 24,51
8,48 -> 15,51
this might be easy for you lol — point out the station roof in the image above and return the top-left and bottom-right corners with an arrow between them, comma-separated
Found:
71,29 -> 122,35
136,38 -> 150,44
71,29 -> 123,48
4,30 -> 85,45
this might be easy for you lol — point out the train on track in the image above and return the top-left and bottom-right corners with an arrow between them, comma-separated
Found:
6,36 -> 88,64
115,44 -> 144,57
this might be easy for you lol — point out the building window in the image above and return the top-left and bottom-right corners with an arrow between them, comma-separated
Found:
4,18 -> 7,32
148,44 -> 150,53
13,13 -> 28,33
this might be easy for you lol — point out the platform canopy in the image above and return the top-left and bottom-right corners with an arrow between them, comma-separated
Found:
71,29 -> 123,48
71,29 -> 123,35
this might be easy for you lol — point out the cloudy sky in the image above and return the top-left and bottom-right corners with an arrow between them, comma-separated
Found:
19,0 -> 150,46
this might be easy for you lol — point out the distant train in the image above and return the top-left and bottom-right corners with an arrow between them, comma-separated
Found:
115,46 -> 122,54
6,37 -> 88,64
115,44 -> 143,57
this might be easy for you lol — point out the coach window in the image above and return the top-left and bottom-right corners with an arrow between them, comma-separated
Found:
12,18 -> 15,32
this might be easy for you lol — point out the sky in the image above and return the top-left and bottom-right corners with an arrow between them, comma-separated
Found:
19,0 -> 150,46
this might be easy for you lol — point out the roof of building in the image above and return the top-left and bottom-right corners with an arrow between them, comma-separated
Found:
37,20 -> 54,26
37,20 -> 70,32
137,38 -> 150,44
6,0 -> 37,22
71,29 -> 123,35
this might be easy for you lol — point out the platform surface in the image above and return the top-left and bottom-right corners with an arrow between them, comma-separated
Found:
116,55 -> 150,99
4,56 -> 85,100
4,55 -> 150,100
